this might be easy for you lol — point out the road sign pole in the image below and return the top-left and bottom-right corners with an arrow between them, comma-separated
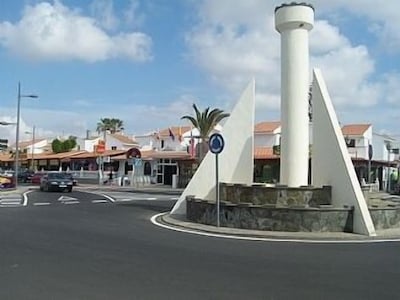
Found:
215,153 -> 220,227
209,133 -> 225,228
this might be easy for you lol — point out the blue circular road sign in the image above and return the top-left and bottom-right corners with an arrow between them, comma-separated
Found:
209,133 -> 225,154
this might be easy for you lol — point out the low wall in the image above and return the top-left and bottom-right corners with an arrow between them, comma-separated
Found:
186,197 -> 353,232
186,183 -> 400,233
220,183 -> 331,207
370,207 -> 400,230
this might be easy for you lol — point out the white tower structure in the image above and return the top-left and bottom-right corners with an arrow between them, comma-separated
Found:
275,3 -> 314,187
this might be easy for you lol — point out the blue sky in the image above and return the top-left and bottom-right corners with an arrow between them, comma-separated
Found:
0,0 -> 400,143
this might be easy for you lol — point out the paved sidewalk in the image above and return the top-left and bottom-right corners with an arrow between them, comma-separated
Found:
75,183 -> 184,195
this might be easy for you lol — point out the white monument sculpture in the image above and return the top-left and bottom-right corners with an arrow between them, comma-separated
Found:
170,3 -> 376,236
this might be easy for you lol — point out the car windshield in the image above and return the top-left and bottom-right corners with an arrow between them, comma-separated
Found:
48,173 -> 68,180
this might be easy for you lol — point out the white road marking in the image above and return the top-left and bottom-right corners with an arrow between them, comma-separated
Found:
99,194 -> 115,203
0,199 -> 20,203
33,202 -> 51,206
92,200 -> 108,204
170,197 -> 179,200
0,200 -> 22,205
116,198 -> 134,202
146,197 -> 157,200
23,190 -> 33,206
58,196 -> 78,201
151,212 -> 400,244
63,201 -> 80,205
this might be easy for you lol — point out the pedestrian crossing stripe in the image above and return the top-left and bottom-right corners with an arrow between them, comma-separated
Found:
0,198 -> 21,201
0,200 -> 21,204
58,196 -> 78,201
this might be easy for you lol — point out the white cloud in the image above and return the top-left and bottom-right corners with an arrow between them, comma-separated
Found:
184,0 -> 399,134
124,0 -> 145,28
0,1 -> 152,62
90,0 -> 119,31
314,0 -> 400,53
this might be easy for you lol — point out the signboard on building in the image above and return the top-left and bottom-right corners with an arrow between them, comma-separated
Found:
95,140 -> 106,154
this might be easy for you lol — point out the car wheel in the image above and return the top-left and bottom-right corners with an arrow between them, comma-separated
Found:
67,187 -> 72,193
40,185 -> 43,191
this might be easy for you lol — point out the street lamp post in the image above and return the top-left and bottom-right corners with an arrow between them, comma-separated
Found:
386,143 -> 392,192
14,82 -> 38,188
25,125 -> 36,171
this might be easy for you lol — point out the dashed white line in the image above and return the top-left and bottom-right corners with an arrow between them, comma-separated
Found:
33,202 -> 51,206
117,199 -> 134,202
146,197 -> 157,200
63,201 -> 80,205
92,200 -> 109,204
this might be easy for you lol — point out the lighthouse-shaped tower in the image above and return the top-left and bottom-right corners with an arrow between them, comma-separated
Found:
275,3 -> 314,187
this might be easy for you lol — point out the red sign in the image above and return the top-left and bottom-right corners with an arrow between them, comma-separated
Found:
96,140 -> 106,154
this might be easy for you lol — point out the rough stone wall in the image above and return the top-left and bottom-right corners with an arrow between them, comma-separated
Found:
186,197 -> 353,232
370,208 -> 400,230
220,183 -> 331,207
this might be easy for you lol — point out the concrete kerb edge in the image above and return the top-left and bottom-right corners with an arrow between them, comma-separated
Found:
75,185 -> 183,196
154,212 -> 400,243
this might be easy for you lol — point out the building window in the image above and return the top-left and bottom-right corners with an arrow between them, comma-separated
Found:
348,139 -> 355,147
345,138 -> 356,147
111,146 -> 117,150
161,140 -> 165,148
144,162 -> 151,175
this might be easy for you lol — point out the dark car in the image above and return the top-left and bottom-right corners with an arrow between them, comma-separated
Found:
65,173 -> 78,186
40,172 -> 73,192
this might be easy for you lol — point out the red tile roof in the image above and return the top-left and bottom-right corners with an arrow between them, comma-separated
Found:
11,139 -> 47,148
158,126 -> 192,138
341,124 -> 371,136
254,122 -> 281,134
254,147 -> 280,160
109,134 -> 137,145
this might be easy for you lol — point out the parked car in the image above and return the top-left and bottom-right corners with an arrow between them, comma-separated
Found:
40,172 -> 73,192
0,175 -> 14,189
18,170 -> 34,183
31,172 -> 47,185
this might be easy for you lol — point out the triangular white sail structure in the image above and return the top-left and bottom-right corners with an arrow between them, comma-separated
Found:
312,68 -> 376,236
171,80 -> 255,215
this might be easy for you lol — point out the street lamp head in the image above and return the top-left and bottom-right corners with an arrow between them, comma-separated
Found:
0,121 -> 17,126
21,94 -> 39,98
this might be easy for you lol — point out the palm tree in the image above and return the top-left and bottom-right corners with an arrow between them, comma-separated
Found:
96,118 -> 124,134
181,104 -> 230,161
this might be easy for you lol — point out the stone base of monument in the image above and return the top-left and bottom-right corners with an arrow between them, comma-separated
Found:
185,183 -> 400,233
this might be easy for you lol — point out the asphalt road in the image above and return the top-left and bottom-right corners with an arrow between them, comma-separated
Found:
0,189 -> 399,300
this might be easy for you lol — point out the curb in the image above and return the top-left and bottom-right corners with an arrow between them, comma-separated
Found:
156,212 -> 400,243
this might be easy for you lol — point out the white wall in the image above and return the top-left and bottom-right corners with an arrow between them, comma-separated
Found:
254,134 -> 277,148
26,140 -> 48,154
